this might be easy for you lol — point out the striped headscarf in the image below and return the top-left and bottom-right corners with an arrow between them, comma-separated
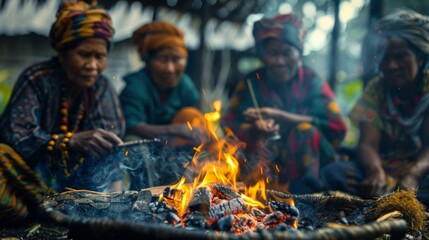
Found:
131,21 -> 188,60
253,14 -> 306,54
49,0 -> 114,51
377,9 -> 429,55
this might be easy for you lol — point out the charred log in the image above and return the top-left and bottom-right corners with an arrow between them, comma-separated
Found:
132,190 -> 152,213
212,184 -> 240,200
187,187 -> 212,215
208,197 -> 246,223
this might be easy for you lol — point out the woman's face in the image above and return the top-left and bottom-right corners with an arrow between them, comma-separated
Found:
379,37 -> 424,88
59,38 -> 108,89
261,38 -> 301,83
148,47 -> 187,90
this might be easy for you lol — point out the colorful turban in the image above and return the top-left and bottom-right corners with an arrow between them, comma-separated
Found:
377,9 -> 429,55
49,0 -> 114,51
253,14 -> 306,54
131,21 -> 188,59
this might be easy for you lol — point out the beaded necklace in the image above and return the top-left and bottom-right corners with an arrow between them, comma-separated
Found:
47,87 -> 86,177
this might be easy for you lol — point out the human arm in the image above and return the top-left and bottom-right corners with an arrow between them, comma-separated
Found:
357,122 -> 387,198
398,114 -> 429,189
64,77 -> 125,159
244,107 -> 313,125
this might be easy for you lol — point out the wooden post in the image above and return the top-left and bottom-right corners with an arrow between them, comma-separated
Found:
194,1 -> 209,98
328,0 -> 340,91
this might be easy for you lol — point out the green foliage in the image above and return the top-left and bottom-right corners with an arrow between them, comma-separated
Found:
0,69 -> 13,115
335,78 -> 363,148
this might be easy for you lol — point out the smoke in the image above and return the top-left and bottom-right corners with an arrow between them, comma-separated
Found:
119,142 -> 194,190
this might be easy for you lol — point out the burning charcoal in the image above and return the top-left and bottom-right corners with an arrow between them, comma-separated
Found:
262,211 -> 285,227
211,215 -> 234,231
208,197 -> 246,223
250,207 -> 266,221
268,201 -> 299,224
149,201 -> 177,214
184,211 -> 206,229
187,187 -> 212,215
132,190 -> 152,213
212,196 -> 221,205
212,184 -> 240,200
165,212 -> 181,225
236,215 -> 258,232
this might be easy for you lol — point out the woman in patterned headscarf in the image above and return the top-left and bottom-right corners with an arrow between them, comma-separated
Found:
0,0 -> 125,224
119,22 -> 209,190
322,9 -> 429,201
222,14 -> 347,194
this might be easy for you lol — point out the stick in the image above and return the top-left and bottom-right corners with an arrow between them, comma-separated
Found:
246,79 -> 263,121
115,138 -> 162,150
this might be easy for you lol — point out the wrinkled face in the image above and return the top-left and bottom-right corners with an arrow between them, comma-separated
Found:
148,47 -> 187,90
261,38 -> 301,83
379,37 -> 424,88
59,38 -> 108,89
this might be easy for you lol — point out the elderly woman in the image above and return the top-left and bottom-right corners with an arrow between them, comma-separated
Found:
321,9 -> 429,200
120,22 -> 208,190
0,1 -> 124,224
222,14 -> 347,194
120,21 -> 207,147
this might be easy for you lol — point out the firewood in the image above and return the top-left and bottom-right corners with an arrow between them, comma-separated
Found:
212,184 -> 240,200
132,190 -> 152,213
163,187 -> 184,209
208,197 -> 246,222
187,187 -> 212,215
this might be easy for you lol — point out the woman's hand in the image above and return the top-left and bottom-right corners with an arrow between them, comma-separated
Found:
360,168 -> 387,198
254,118 -> 279,134
69,128 -> 123,159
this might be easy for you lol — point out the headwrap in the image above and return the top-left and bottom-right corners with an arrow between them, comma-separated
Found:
253,14 -> 306,54
131,21 -> 188,60
377,9 -> 429,55
49,0 -> 114,51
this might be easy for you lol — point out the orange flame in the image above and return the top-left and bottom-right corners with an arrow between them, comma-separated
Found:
161,100 -> 267,216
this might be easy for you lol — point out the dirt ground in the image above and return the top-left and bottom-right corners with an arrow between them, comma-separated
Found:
0,221 -> 69,240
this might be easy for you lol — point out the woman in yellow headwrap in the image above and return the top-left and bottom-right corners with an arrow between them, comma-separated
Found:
119,22 -> 209,190
0,0 -> 125,225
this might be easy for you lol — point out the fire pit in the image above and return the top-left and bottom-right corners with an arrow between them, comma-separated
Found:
41,187 -> 417,240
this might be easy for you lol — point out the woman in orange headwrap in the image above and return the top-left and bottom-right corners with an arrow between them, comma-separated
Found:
119,22 -> 208,190
0,0 -> 125,225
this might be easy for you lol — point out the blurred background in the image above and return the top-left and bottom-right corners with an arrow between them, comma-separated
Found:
1,0 -> 429,146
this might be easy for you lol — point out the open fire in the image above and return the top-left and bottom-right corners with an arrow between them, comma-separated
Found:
148,100 -> 299,233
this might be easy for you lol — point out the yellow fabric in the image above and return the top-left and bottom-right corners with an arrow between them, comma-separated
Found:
132,21 -> 188,59
49,0 -> 113,51
0,144 -> 53,224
